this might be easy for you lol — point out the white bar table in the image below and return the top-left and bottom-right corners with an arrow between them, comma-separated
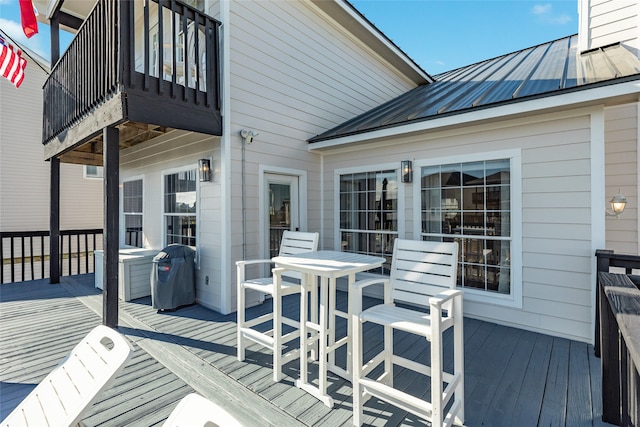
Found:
272,250 -> 385,407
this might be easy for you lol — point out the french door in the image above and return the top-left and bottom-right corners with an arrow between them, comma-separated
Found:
265,174 -> 299,258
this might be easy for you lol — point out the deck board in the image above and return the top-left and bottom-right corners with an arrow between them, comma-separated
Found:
0,275 -> 614,426
538,337 -> 571,427
508,333 -> 554,426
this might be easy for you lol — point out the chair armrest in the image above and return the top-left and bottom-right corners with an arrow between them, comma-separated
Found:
236,259 -> 271,267
350,277 -> 389,291
429,289 -> 463,309
350,277 -> 391,317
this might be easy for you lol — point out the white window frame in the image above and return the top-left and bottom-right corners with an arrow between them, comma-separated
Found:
413,149 -> 522,308
334,162 -> 406,274
121,176 -> 145,248
84,165 -> 103,179
161,165 -> 200,251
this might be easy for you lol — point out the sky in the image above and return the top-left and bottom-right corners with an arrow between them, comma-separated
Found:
0,0 -> 578,74
0,0 -> 74,62
350,0 -> 578,74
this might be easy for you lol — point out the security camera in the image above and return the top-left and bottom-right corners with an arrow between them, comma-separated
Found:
240,129 -> 258,144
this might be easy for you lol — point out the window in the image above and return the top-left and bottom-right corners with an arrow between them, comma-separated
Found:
420,160 -> 511,295
123,179 -> 143,248
182,0 -> 204,11
339,170 -> 397,274
164,169 -> 197,247
84,165 -> 103,179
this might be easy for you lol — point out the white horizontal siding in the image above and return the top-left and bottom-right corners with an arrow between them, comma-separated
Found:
583,0 -> 639,52
225,0 -> 418,311
321,111 -> 597,342
119,130 -> 224,311
605,103 -> 639,254
0,55 -> 103,233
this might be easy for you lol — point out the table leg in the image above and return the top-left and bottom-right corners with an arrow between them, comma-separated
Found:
328,276 -> 337,369
346,272 -> 356,375
310,274 -> 318,361
318,276 -> 329,398
298,272 -> 309,386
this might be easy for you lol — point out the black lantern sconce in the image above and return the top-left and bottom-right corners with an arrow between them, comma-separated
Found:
401,160 -> 413,183
198,158 -> 212,182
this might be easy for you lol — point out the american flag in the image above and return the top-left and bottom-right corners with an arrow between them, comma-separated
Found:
0,37 -> 27,89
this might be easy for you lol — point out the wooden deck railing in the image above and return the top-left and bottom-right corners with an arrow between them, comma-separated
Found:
1,229 -> 103,284
43,0 -> 221,145
595,250 -> 640,426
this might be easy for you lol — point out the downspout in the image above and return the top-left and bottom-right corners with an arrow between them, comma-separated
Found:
220,0 -> 232,314
242,135 -> 246,259
240,129 -> 258,259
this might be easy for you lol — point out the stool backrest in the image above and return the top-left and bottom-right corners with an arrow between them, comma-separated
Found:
278,231 -> 319,280
390,239 -> 459,306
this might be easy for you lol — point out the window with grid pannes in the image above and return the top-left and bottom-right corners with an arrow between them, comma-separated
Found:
123,179 -> 144,248
339,170 -> 397,274
421,160 -> 511,295
164,170 -> 197,247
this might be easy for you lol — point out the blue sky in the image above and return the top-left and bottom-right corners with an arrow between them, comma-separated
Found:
350,0 -> 578,74
0,0 -> 74,61
0,0 -> 577,74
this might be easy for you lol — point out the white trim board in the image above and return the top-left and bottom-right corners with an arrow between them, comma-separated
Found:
309,81 -> 640,151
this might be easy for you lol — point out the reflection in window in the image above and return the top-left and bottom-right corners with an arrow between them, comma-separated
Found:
136,0 -> 208,90
123,179 -> 144,248
421,159 -> 511,294
339,170 -> 397,274
164,170 -> 197,247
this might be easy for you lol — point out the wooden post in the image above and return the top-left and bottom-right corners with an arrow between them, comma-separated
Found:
103,126 -> 119,328
49,157 -> 60,284
595,249 -> 613,357
50,14 -> 60,65
601,281 -> 620,426
48,12 -> 61,285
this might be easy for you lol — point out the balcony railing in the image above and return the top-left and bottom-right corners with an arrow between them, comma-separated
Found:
1,229 -> 103,284
43,0 -> 221,146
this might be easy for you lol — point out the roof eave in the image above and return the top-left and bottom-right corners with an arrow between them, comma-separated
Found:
308,77 -> 640,151
310,0 -> 433,85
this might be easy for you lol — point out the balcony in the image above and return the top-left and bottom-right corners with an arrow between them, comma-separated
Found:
43,0 -> 222,164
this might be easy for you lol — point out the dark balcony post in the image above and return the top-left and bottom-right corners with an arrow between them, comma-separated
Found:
47,10 -> 61,285
103,126 -> 119,328
50,14 -> 60,65
49,157 -> 60,284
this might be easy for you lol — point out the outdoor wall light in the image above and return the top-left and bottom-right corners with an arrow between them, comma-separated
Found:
401,160 -> 413,183
198,158 -> 212,182
606,190 -> 627,218
240,129 -> 258,144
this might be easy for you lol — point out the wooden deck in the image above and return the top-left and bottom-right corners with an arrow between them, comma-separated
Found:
0,275 -> 612,426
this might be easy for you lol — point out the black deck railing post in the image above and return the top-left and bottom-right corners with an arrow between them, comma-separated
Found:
595,249 -> 614,357
598,260 -> 640,427
600,272 -> 622,425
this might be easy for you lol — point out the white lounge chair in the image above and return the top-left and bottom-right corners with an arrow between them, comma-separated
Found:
2,324 -> 133,427
351,239 -> 464,427
236,230 -> 319,381
162,393 -> 243,426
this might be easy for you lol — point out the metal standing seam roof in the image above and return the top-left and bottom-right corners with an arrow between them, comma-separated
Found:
309,34 -> 640,143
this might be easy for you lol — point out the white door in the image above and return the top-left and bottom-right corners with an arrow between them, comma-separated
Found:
265,174 -> 299,258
